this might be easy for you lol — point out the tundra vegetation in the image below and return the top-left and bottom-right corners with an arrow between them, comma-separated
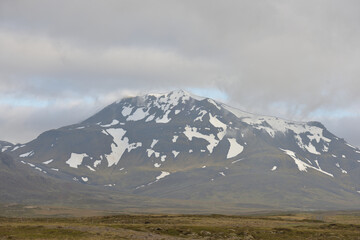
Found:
0,204 -> 359,239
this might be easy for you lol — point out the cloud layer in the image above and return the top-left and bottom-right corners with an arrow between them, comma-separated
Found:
0,0 -> 359,146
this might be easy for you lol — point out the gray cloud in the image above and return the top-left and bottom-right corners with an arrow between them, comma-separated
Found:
0,0 -> 359,147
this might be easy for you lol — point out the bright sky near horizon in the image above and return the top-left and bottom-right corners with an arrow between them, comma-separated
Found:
0,0 -> 359,147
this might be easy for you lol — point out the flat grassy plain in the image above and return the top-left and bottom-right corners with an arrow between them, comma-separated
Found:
0,205 -> 359,239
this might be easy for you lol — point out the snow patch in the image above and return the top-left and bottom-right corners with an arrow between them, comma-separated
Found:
183,125 -> 219,153
202,166 -> 206,168
219,172 -> 225,176
161,155 -> 166,162
81,177 -> 88,182
156,171 -> 170,180
155,110 -> 171,123
42,159 -> 53,165
66,153 -> 88,169
175,109 -> 181,115
154,163 -> 161,168
19,151 -> 34,158
127,108 -> 149,121
86,165 -> 96,172
346,143 -> 356,149
101,119 -> 119,128
151,139 -> 159,148
1,146 -> 11,152
280,149 -> 333,177
207,99 -> 221,110
11,145 -> 25,152
172,135 -> 178,143
145,114 -> 155,122
209,113 -> 227,139
127,142 -> 142,152
227,138 -> 244,158
231,158 -> 244,164
94,159 -> 102,168
122,106 -> 133,116
172,150 -> 179,158
194,110 -> 207,122
271,166 -> 277,171
105,128 -> 128,167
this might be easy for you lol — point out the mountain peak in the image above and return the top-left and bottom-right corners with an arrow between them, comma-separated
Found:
3,89 -> 360,211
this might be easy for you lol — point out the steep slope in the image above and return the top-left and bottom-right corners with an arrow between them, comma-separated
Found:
4,90 -> 360,211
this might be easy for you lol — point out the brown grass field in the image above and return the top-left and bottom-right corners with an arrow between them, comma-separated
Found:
0,204 -> 359,239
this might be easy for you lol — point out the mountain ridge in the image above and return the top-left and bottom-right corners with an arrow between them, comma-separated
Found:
2,89 -> 360,212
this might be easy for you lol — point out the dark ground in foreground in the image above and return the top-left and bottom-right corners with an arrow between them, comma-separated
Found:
0,205 -> 359,240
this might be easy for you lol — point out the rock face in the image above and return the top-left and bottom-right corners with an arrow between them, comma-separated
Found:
3,90 -> 360,211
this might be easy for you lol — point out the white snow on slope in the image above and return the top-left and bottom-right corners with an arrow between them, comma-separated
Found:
280,149 -> 333,177
209,113 -> 227,139
147,149 -> 160,158
155,110 -> 171,123
86,165 -> 96,171
172,135 -> 178,143
156,171 -> 170,180
154,163 -> 161,168
219,172 -> 225,176
232,158 -> 244,164
106,128 -> 127,166
42,159 -> 53,165
227,138 -> 244,158
1,146 -> 11,152
335,163 -> 347,174
66,153 -> 89,168
127,142 -> 142,151
145,114 -> 155,122
194,110 -> 207,122
172,150 -> 179,158
151,139 -> 159,148
222,103 -> 331,154
94,157 -> 102,167
208,99 -> 221,110
271,166 -> 277,171
346,143 -> 356,149
11,145 -> 26,152
19,151 -> 34,158
105,128 -> 140,167
81,177 -> 88,182
161,155 -> 166,162
101,119 -> 119,127
295,135 -> 320,155
135,171 -> 171,189
122,106 -> 133,116
127,108 -> 148,121
183,125 -> 219,153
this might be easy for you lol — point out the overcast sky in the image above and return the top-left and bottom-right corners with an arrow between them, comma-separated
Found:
0,0 -> 359,147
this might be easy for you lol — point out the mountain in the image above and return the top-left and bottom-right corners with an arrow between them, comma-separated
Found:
2,90 -> 360,212
0,140 -> 13,152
